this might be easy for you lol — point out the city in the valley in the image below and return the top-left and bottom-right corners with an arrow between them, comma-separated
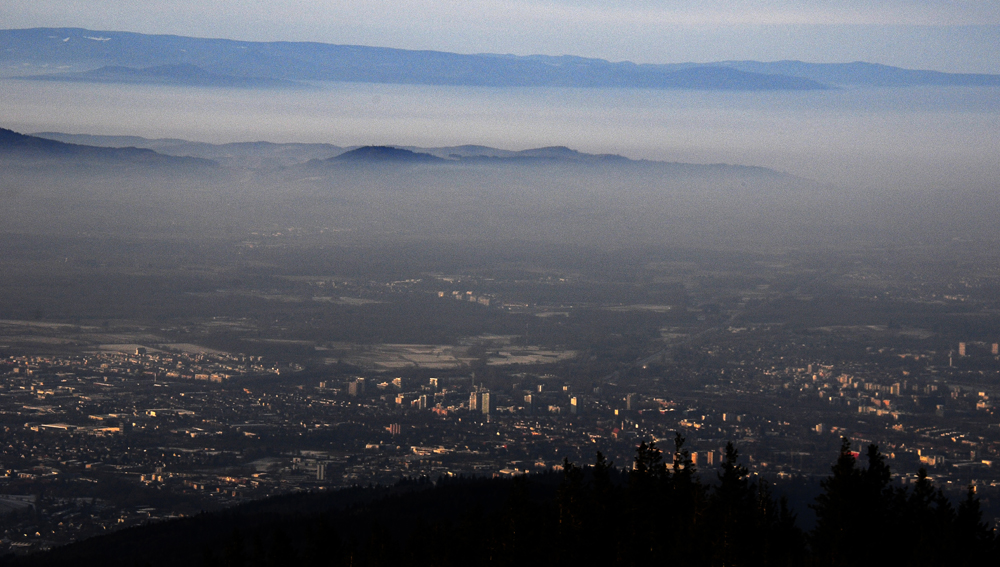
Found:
3,240 -> 1000,551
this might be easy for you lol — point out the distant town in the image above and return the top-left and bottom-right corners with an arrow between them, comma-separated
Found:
2,289 -> 999,553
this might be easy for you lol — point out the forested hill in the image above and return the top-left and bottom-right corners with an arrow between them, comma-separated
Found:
4,438 -> 996,567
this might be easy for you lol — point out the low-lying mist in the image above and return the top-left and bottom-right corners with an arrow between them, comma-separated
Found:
3,80 -> 998,192
1,151 -> 997,253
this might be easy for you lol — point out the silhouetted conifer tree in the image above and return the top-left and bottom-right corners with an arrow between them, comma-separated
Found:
955,484 -> 997,563
494,475 -> 541,567
810,438 -> 862,567
556,458 -> 586,565
361,523 -> 398,567
586,451 -> 619,566
248,533 -> 265,567
905,468 -> 945,565
707,442 -> 755,566
668,433 -> 703,564
222,529 -> 246,567
625,441 -> 665,565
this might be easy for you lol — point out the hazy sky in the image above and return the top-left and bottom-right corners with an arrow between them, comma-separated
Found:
3,1 -> 1000,72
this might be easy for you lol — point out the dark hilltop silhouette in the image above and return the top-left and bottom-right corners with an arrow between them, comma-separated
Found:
0,127 -> 216,167
330,146 -> 446,163
2,438 -> 994,567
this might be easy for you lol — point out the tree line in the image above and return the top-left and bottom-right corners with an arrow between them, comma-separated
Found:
8,436 -> 996,567
195,436 -> 995,567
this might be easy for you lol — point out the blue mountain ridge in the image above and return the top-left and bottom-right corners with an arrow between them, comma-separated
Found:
8,27 -> 996,90
24,63 -> 303,88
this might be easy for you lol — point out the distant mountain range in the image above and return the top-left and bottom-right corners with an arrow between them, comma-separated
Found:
3,28 -> 999,91
29,130 -> 636,167
321,145 -> 634,166
28,131 -> 636,166
2,126 -> 816,249
26,130 -> 776,175
26,63 -> 302,88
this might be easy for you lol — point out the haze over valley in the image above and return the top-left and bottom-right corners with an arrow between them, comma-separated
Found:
3,28 -> 1000,191
1,22 -> 1000,564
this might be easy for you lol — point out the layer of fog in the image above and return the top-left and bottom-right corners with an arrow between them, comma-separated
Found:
3,150 -> 999,258
3,79 -> 998,193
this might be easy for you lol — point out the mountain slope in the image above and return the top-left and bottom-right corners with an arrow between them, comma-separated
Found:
5,28 -> 998,91
32,132 -> 342,167
330,146 -> 445,163
25,63 -> 302,88
720,60 -> 1000,87
0,28 -> 824,90
0,128 -> 216,166
27,132 -> 775,171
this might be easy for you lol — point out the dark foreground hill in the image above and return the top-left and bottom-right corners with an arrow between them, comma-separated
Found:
4,439 -> 995,567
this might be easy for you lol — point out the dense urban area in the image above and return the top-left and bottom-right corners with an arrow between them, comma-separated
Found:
2,239 -> 1000,554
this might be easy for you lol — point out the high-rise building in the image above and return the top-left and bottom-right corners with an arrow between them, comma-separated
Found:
959,342 -> 967,357
316,463 -> 327,481
625,393 -> 637,411
993,343 -> 999,356
347,377 -> 365,397
570,396 -> 579,415
481,392 -> 491,415
469,392 -> 479,411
